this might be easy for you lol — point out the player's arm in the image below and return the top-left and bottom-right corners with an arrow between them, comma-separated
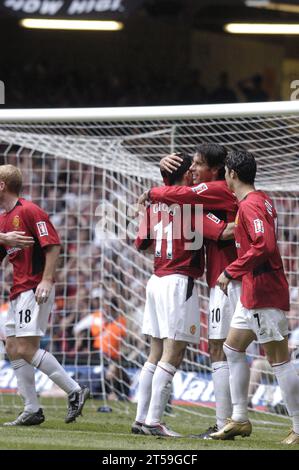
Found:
0,231 -> 34,248
219,204 -> 276,291
203,212 -> 227,241
36,245 -> 61,305
220,222 -> 235,241
24,204 -> 61,304
160,153 -> 183,173
159,154 -> 184,185
135,206 -> 154,252
146,182 -> 236,212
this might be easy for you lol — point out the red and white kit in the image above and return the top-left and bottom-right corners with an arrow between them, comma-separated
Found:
0,199 -> 60,337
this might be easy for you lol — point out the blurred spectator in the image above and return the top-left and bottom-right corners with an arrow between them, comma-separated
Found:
210,72 -> 237,104
3,57 -> 281,107
73,295 -> 129,400
238,74 -> 269,102
178,69 -> 207,105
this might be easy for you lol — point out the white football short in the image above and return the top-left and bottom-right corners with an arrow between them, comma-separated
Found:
0,312 -> 7,353
6,288 -> 55,338
208,281 -> 241,339
142,274 -> 200,343
231,299 -> 289,344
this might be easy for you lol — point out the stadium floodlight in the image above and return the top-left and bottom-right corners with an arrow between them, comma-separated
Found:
20,18 -> 124,31
225,22 -> 299,34
246,1 -> 299,14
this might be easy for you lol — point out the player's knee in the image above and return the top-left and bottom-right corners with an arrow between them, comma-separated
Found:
168,357 -> 181,368
5,339 -> 17,358
147,353 -> 160,365
161,351 -> 182,368
16,343 -> 27,358
223,343 -> 245,362
16,342 -> 36,360
209,339 -> 226,362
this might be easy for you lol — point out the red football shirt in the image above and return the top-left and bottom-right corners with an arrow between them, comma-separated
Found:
149,180 -> 238,288
0,198 -> 61,300
135,202 -> 225,279
149,180 -> 238,213
225,191 -> 289,311
204,211 -> 238,288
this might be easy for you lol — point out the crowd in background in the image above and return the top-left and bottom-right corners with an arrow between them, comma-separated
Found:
0,138 -> 297,401
2,59 -> 270,108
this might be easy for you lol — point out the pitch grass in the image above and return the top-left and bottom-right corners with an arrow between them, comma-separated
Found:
0,395 -> 295,450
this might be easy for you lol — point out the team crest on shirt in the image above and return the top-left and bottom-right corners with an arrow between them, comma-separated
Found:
254,219 -> 264,234
192,183 -> 208,194
235,213 -> 239,226
190,325 -> 196,335
12,215 -> 21,229
207,213 -> 220,224
36,221 -> 48,237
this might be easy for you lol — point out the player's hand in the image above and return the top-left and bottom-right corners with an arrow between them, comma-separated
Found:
2,231 -> 35,248
217,271 -> 231,296
138,190 -> 150,207
35,280 -> 53,305
160,154 -> 183,173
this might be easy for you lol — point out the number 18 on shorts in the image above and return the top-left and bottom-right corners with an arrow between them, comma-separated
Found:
5,288 -> 55,338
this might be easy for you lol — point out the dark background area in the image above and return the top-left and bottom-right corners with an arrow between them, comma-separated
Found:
1,0 -> 299,107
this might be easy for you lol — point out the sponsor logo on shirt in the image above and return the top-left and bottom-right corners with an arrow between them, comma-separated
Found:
207,213 -> 220,224
7,247 -> 21,255
12,215 -> 21,229
192,183 -> 208,194
254,219 -> 264,234
36,221 -> 48,237
152,202 -> 179,216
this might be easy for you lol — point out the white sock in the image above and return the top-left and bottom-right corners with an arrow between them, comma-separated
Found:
223,344 -> 249,422
11,359 -> 40,413
145,361 -> 176,426
212,361 -> 232,429
272,361 -> 299,433
135,361 -> 156,424
31,349 -> 80,395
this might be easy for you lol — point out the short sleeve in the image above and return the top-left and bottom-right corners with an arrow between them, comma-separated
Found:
23,204 -> 61,248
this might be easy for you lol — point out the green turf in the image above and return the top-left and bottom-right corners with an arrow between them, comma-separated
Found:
0,396 -> 295,450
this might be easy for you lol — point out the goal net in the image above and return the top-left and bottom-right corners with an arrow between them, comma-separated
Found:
0,102 -> 298,423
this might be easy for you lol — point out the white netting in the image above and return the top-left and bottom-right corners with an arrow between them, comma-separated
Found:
0,103 -> 298,420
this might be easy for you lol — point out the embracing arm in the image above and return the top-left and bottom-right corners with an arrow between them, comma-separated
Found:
35,245 -> 61,305
0,231 -> 34,248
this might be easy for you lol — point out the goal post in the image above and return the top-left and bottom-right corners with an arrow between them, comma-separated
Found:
0,101 -> 298,422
